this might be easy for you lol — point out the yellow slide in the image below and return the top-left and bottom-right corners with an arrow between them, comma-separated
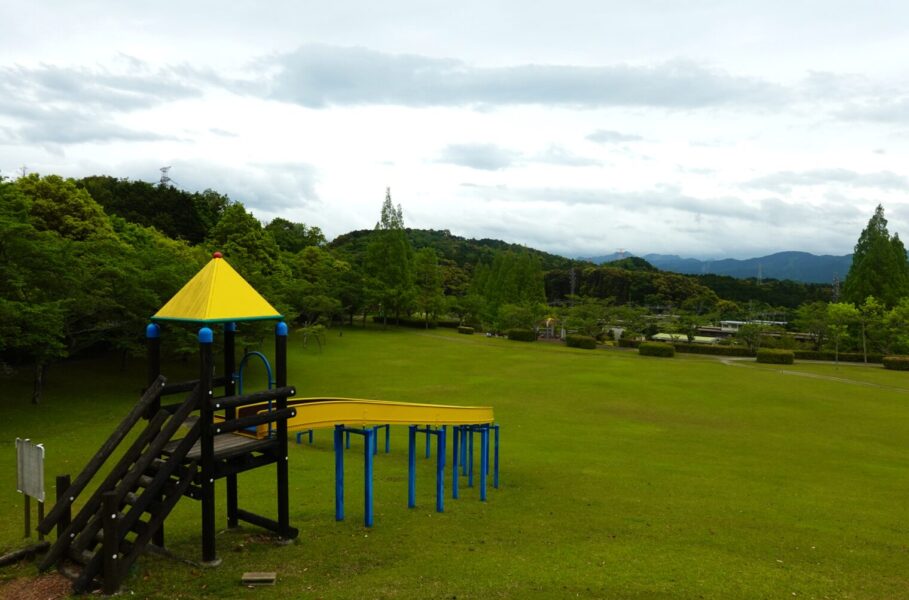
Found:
247,398 -> 494,439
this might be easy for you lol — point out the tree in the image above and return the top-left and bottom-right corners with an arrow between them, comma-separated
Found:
794,301 -> 829,351
365,188 -> 414,326
736,323 -> 766,354
265,218 -> 325,253
857,296 -> 885,363
843,205 -> 909,307
827,302 -> 860,365
884,298 -> 909,354
564,297 -> 610,338
413,248 -> 445,327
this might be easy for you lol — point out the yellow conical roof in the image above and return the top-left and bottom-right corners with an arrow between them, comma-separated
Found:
152,253 -> 282,323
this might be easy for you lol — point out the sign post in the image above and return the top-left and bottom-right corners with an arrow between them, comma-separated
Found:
16,438 -> 45,540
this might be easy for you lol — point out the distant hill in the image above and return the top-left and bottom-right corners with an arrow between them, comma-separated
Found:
329,228 -> 584,271
584,251 -> 852,284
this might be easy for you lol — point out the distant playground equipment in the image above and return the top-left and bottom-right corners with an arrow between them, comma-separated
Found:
34,252 -> 499,594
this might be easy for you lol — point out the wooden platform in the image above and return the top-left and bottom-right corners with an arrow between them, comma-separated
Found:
162,433 -> 276,460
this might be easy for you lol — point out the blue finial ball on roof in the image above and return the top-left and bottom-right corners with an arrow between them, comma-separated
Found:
198,327 -> 214,344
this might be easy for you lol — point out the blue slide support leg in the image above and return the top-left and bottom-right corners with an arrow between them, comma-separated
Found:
364,428 -> 375,527
451,425 -> 460,499
436,426 -> 446,513
494,424 -> 500,489
480,425 -> 489,502
334,425 -> 344,521
408,425 -> 416,508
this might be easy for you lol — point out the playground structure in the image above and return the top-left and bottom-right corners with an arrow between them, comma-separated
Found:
33,253 -> 498,594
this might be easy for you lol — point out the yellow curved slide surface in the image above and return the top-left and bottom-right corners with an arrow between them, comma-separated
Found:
249,397 -> 494,439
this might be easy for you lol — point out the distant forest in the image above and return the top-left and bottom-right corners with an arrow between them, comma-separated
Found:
7,173 -> 908,403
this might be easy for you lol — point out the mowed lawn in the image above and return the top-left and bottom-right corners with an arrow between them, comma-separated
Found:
1,326 -> 908,599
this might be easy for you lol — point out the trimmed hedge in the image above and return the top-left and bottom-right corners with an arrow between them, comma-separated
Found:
756,349 -> 794,364
457,326 -> 475,335
672,343 -> 753,357
437,320 -> 461,329
565,334 -> 597,350
506,328 -> 537,342
639,342 -> 675,357
883,355 -> 909,371
617,339 -> 641,348
793,350 -> 883,363
371,316 -> 437,328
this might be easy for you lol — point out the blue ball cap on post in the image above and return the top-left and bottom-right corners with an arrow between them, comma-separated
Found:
276,321 -> 288,337
146,323 -> 160,339
198,327 -> 214,344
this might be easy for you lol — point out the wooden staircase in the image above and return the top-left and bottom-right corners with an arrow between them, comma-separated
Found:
37,377 -> 203,594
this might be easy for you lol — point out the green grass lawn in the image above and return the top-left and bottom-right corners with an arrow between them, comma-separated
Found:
1,327 -> 908,599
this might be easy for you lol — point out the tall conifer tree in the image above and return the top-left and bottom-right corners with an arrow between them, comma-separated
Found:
843,205 -> 909,307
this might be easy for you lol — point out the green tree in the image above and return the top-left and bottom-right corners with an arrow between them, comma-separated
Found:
19,174 -> 115,241
843,205 -> 909,307
884,298 -> 909,354
857,296 -> 885,363
736,323 -> 766,354
794,301 -> 829,351
564,297 -> 610,338
265,217 -> 326,253
365,188 -> 414,326
827,302 -> 860,364
413,247 -> 445,327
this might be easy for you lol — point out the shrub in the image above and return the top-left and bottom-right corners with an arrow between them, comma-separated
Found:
793,350 -> 883,363
371,316 -> 438,329
882,356 -> 909,370
437,320 -> 460,329
506,328 -> 537,342
639,342 -> 674,357
756,349 -> 794,364
457,326 -> 474,335
617,339 -> 641,348
672,343 -> 753,357
565,334 -> 597,349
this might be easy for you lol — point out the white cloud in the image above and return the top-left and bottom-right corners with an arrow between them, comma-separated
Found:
2,3 -> 909,259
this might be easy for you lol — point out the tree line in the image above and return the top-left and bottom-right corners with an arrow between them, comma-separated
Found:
2,172 -> 907,402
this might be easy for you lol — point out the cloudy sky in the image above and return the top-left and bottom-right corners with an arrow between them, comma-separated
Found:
2,1 -> 908,259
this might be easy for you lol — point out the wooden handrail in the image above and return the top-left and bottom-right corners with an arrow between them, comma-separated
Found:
37,375 -> 167,535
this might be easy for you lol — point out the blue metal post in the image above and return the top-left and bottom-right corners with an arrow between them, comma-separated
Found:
425,425 -> 431,458
384,424 -> 390,453
452,426 -> 460,499
346,430 -> 350,450
468,428 -> 474,487
494,424 -> 500,489
436,426 -> 446,512
364,428 -> 374,527
460,426 -> 468,475
408,426 -> 416,508
480,426 -> 489,501
334,425 -> 344,521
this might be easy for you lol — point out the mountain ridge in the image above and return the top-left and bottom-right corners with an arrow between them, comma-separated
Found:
582,251 -> 852,284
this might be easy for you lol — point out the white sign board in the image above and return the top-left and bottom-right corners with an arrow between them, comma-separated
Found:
16,438 -> 45,502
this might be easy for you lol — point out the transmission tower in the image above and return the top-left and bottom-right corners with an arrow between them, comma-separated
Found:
159,166 -> 173,187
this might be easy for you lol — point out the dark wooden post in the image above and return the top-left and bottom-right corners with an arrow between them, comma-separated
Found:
54,475 -> 71,541
224,322 -> 238,529
146,322 -> 166,548
275,321 -> 290,539
102,491 -> 120,595
145,323 -> 161,418
198,327 -> 219,565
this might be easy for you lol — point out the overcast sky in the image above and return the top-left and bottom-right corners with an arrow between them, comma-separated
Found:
2,1 -> 908,259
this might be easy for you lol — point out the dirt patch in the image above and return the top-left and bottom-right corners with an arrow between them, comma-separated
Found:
0,573 -> 70,600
